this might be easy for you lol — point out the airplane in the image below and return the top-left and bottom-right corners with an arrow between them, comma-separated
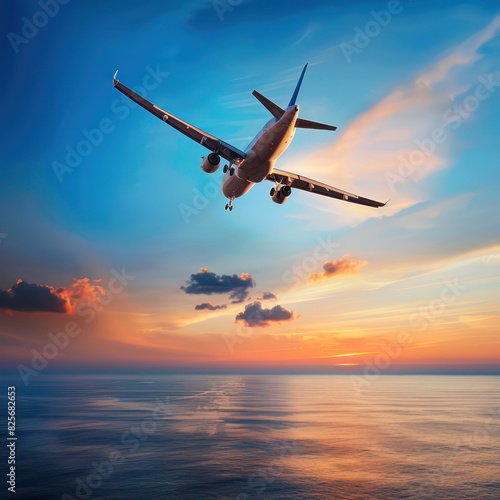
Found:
113,64 -> 386,211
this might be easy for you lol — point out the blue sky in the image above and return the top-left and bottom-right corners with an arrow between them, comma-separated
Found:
1,0 -> 499,373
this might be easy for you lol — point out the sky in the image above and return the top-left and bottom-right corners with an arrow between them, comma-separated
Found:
1,0 -> 499,377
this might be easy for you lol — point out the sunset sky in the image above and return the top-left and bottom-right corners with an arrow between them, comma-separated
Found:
1,0 -> 499,376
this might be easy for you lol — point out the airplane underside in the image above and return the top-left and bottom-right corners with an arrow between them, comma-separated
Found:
113,63 -> 387,213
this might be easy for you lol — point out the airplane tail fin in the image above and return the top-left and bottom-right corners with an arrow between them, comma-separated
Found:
251,63 -> 309,118
288,63 -> 308,107
252,63 -> 337,131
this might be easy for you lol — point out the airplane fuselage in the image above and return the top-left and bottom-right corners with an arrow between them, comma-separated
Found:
222,105 -> 299,200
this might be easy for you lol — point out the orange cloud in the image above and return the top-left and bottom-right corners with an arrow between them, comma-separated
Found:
309,255 -> 367,281
56,278 -> 106,314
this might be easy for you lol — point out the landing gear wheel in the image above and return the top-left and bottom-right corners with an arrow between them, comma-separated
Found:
229,205 -> 233,211
223,164 -> 229,173
270,187 -> 276,196
225,203 -> 229,210
229,167 -> 235,176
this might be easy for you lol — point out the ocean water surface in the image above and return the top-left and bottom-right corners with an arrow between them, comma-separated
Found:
2,374 -> 500,499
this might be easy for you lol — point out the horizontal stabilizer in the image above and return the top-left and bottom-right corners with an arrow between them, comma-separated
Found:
252,90 -> 284,119
295,118 -> 337,131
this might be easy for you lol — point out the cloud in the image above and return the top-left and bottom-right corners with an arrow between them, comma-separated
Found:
309,255 -> 367,281
284,16 -> 500,227
195,302 -> 227,311
235,301 -> 294,328
61,278 -> 106,313
257,291 -> 277,300
418,15 -> 500,87
0,280 -> 70,313
181,268 -> 255,303
0,278 -> 105,314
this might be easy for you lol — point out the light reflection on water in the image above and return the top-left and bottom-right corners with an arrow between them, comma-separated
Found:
3,374 -> 500,499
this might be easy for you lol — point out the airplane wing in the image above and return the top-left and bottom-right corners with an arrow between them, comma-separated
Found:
267,168 -> 386,208
113,72 -> 247,163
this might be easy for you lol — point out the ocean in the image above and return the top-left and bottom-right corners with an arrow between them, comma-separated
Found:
2,374 -> 500,499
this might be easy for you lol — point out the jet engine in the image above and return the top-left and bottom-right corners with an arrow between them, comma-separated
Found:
201,153 -> 220,173
270,185 -> 291,205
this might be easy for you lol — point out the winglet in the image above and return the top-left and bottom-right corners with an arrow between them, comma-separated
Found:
113,70 -> 119,86
288,63 -> 308,107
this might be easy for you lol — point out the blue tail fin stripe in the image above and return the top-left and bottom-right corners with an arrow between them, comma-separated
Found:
288,63 -> 308,107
